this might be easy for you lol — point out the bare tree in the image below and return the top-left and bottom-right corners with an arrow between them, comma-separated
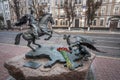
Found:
64,0 -> 76,30
31,0 -> 47,19
9,0 -> 21,20
86,0 -> 102,31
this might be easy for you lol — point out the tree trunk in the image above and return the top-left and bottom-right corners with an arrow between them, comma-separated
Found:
14,0 -> 20,20
68,21 -> 71,31
68,18 -> 74,31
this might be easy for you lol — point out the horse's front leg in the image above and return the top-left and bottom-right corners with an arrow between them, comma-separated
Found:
32,39 -> 41,48
44,35 -> 52,40
27,41 -> 36,52
44,31 -> 52,40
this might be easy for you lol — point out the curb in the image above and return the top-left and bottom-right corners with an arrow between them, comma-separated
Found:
0,43 -> 28,48
54,30 -> 120,35
96,55 -> 120,60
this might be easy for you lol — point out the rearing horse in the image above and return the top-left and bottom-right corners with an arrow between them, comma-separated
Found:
14,13 -> 54,51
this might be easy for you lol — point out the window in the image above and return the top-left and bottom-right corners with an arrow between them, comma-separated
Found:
95,11 -> 97,16
101,7 -> 106,15
78,0 -> 81,4
63,20 -> 66,25
4,4 -> 8,10
60,0 -> 64,7
48,0 -> 50,3
101,9 -> 104,15
100,19 -> 104,26
55,0 -> 58,5
75,0 -> 81,4
60,20 -> 62,25
114,6 -> 119,14
75,0 -> 77,4
66,20 -> 68,25
93,20 -> 96,26
55,20 -> 58,25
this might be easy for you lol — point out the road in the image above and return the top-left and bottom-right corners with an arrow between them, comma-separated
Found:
0,30 -> 120,58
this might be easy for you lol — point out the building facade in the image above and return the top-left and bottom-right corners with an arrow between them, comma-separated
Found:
91,0 -> 120,30
52,0 -> 86,29
52,0 -> 120,30
3,0 -> 120,30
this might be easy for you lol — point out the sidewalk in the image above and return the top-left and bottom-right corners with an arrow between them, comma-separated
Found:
0,43 -> 120,80
54,29 -> 120,35
0,43 -> 30,80
1,29 -> 120,35
92,56 -> 120,80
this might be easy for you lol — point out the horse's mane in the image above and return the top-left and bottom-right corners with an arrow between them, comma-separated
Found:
39,14 -> 51,24
15,14 -> 28,26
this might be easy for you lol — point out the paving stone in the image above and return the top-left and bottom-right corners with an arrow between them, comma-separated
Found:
92,56 -> 120,80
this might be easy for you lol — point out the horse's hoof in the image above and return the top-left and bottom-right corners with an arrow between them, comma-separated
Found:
44,38 -> 49,40
38,45 -> 41,48
33,50 -> 36,52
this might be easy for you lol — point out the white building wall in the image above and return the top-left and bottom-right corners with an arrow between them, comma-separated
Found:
3,1 -> 11,20
0,2 -> 3,14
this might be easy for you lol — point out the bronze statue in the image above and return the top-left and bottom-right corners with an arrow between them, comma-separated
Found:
13,8 -> 103,70
28,8 -> 39,39
63,35 -> 104,61
14,12 -> 54,51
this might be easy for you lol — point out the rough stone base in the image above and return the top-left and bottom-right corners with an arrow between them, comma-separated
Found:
4,53 -> 95,80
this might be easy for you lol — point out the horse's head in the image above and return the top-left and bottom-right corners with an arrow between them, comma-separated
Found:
14,14 -> 28,26
48,14 -> 55,25
39,13 -> 54,25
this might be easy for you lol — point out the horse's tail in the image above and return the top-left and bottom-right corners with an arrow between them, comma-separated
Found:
15,33 -> 23,45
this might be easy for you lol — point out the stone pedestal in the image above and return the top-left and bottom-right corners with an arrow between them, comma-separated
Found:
4,52 -> 95,80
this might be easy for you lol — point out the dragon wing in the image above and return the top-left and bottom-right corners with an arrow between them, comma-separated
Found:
74,36 -> 95,44
80,42 -> 105,53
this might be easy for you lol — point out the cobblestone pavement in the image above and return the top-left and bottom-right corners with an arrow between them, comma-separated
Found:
0,43 -> 120,80
92,56 -> 120,80
0,43 -> 30,80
